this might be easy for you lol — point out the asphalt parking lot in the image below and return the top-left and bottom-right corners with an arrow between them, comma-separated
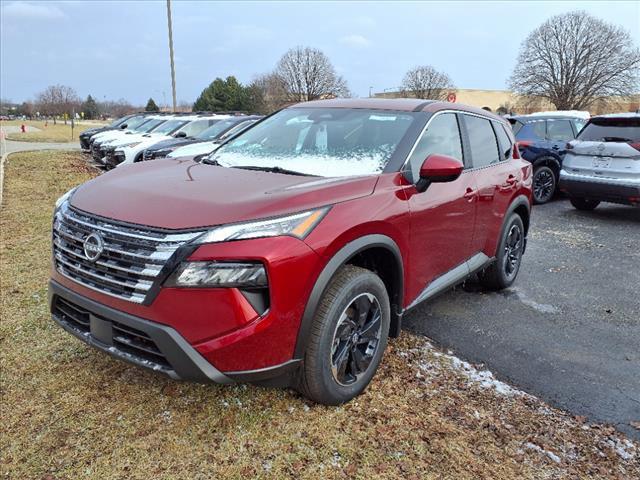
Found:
404,198 -> 640,440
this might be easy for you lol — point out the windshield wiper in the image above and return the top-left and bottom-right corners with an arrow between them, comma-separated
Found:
231,165 -> 315,176
601,136 -> 633,142
200,157 -> 220,166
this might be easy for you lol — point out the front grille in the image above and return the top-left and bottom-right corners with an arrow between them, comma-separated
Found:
53,204 -> 203,303
52,296 -> 171,370
91,143 -> 103,161
103,147 -> 116,165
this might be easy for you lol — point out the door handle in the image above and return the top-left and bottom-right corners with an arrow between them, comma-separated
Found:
463,188 -> 477,201
502,175 -> 518,189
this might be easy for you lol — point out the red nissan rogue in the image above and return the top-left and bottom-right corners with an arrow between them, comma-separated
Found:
49,99 -> 532,405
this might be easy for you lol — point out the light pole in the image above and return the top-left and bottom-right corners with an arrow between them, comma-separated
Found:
166,0 -> 177,112
369,86 -> 373,98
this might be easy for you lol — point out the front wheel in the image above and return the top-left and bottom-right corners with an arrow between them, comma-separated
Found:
532,165 -> 556,204
570,197 -> 600,211
298,266 -> 390,405
479,213 -> 525,290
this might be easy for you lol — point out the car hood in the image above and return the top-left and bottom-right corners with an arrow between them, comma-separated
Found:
70,158 -> 379,229
168,141 -> 218,158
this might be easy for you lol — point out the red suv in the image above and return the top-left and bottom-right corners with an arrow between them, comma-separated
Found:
49,99 -> 532,405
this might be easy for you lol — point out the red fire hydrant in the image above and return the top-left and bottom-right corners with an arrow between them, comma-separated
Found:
21,124 -> 26,133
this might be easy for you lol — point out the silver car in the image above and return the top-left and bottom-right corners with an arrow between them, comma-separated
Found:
560,113 -> 640,210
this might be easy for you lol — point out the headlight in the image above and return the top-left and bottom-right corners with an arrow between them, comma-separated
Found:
196,207 -> 329,244
55,187 -> 77,209
165,262 -> 267,288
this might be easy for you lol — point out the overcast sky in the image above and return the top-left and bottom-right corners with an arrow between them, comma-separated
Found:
1,1 -> 638,106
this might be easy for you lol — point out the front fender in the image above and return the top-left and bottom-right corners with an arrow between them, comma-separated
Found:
293,234 -> 404,358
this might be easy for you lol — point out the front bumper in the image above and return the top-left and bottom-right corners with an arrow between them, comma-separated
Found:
559,170 -> 640,205
49,280 -> 233,383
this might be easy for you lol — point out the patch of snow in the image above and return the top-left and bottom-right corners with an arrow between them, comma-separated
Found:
216,150 -> 390,178
603,437 -> 637,461
524,442 -> 562,463
510,288 -> 559,314
330,451 -> 342,468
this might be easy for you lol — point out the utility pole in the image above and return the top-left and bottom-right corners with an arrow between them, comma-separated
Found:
166,0 -> 177,112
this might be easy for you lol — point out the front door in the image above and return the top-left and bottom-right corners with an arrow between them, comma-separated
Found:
403,113 -> 478,302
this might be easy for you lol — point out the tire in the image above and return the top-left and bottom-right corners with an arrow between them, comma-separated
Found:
479,213 -> 525,291
532,165 -> 556,204
298,265 -> 390,405
570,197 -> 600,211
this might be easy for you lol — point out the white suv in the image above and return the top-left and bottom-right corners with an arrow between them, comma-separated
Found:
560,113 -> 640,210
106,116 -> 219,168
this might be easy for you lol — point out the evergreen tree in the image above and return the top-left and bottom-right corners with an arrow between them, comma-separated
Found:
81,95 -> 100,119
145,98 -> 160,112
192,76 -> 256,112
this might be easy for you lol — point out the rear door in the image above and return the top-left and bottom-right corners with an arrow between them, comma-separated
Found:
404,112 -> 478,292
462,114 -> 519,254
546,119 -> 576,159
564,116 -> 640,182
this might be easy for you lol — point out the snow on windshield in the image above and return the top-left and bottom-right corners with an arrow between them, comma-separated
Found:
210,108 -> 417,177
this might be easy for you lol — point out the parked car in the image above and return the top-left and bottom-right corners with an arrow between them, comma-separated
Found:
79,114 -> 144,151
144,115 -> 263,161
560,113 -> 640,209
49,98 -> 532,405
89,115 -> 164,162
106,115 -> 221,168
508,114 -> 587,204
90,115 -> 167,163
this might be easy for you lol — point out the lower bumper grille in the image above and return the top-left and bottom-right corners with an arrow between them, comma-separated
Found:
52,296 -> 171,371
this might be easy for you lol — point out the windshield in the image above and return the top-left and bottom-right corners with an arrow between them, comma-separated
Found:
152,120 -> 188,135
110,115 -> 133,128
209,108 -> 417,177
196,119 -> 241,140
134,118 -> 165,133
578,117 -> 640,142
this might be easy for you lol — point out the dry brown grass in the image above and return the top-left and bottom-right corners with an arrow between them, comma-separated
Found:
1,151 -> 638,479
1,120 -> 105,143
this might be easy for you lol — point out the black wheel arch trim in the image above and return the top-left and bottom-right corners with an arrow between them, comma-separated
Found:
293,234 -> 404,359
532,156 -> 561,174
503,195 -> 531,254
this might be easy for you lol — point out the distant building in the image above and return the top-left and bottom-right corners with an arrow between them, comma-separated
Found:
374,89 -> 640,115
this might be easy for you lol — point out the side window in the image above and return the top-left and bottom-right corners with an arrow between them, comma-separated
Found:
547,119 -> 575,140
493,122 -> 512,160
464,115 -> 500,168
407,113 -> 463,180
515,120 -> 546,141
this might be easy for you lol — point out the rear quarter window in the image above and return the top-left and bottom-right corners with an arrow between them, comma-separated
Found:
493,122 -> 513,160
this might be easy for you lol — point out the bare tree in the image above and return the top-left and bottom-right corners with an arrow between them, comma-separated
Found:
509,11 -> 640,110
401,65 -> 455,100
35,84 -> 80,124
98,99 -> 135,119
249,72 -> 289,113
274,46 -> 350,102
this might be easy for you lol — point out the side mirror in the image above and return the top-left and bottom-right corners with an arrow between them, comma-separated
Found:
416,154 -> 464,192
120,124 -> 128,129
175,131 -> 187,138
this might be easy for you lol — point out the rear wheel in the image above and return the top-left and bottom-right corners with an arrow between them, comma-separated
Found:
479,213 -> 525,290
570,197 -> 600,211
532,165 -> 556,204
298,266 -> 390,405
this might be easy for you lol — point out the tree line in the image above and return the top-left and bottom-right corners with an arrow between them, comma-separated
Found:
5,11 -> 638,120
